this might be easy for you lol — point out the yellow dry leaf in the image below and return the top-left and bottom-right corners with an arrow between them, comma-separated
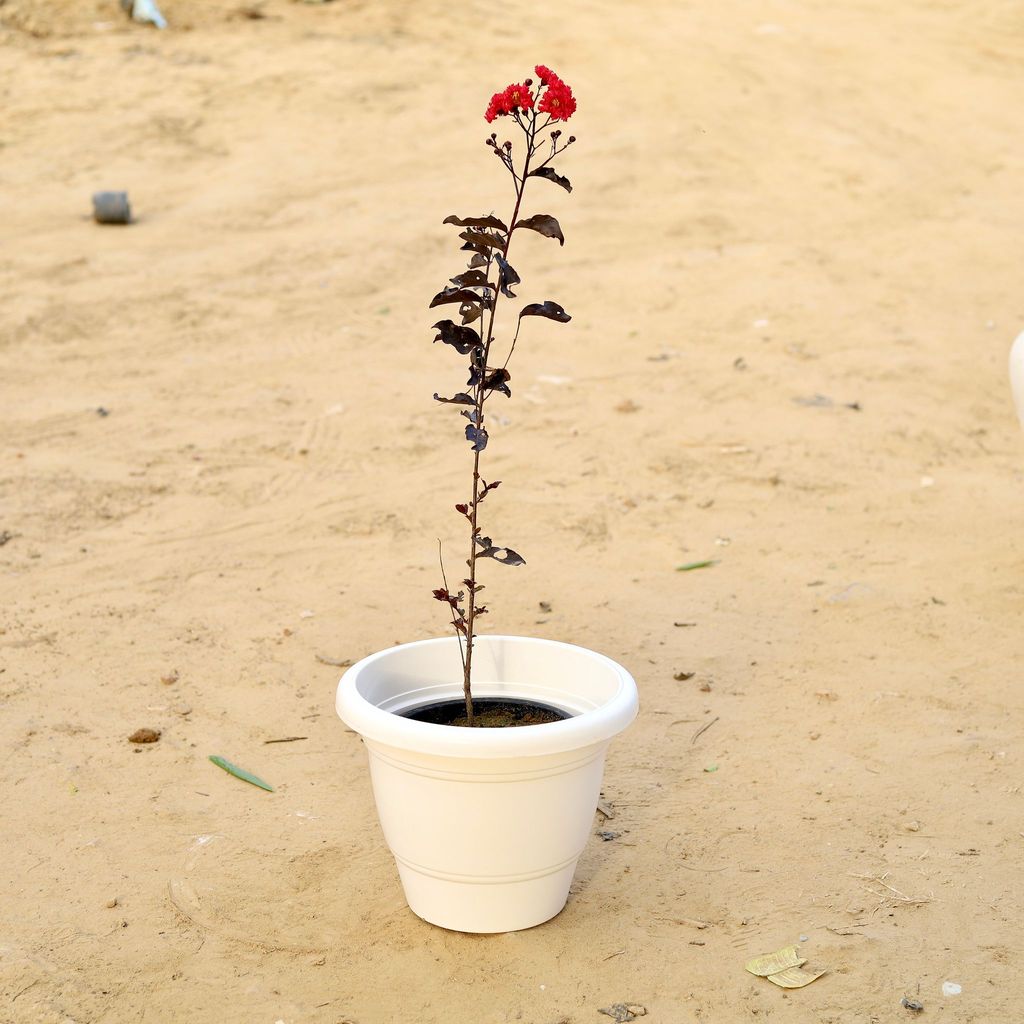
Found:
745,946 -> 806,977
766,966 -> 827,989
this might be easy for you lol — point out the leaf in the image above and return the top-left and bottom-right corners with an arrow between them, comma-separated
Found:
766,966 -> 827,989
676,559 -> 717,572
429,286 -> 490,310
468,252 -> 489,268
482,367 -> 511,397
475,535 -> 526,566
529,166 -> 572,193
432,320 -> 481,355
449,269 -> 495,290
745,947 -> 806,978
465,424 -> 488,451
494,253 -> 520,298
208,755 -> 274,793
444,214 -> 509,233
519,301 -> 571,323
433,391 -> 475,406
515,213 -> 564,246
459,229 -> 506,251
460,304 -> 483,326
466,365 -> 511,397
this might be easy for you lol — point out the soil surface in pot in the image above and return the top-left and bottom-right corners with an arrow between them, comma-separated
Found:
400,698 -> 570,728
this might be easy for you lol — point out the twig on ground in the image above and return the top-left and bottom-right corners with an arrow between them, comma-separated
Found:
691,716 -> 720,745
849,871 -> 935,909
315,654 -> 352,667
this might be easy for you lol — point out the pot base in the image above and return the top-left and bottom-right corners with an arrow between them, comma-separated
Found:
395,853 -> 579,933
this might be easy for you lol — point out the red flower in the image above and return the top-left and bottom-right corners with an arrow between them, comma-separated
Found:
534,64 -> 563,88
538,78 -> 576,121
485,81 -> 535,122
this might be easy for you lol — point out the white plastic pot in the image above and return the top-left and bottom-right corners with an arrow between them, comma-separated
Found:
336,635 -> 638,933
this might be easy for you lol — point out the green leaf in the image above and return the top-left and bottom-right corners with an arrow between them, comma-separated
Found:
208,755 -> 274,792
676,560 -> 717,572
703,764 -> 719,773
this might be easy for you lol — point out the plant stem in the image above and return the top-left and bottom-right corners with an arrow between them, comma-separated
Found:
460,109 -> 538,725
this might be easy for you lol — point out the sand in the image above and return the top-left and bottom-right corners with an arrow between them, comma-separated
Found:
2,0 -> 1024,1021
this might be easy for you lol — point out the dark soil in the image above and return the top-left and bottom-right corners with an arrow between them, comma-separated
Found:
401,697 -> 571,728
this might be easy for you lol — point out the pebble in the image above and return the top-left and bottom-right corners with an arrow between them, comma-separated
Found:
904,820 -> 921,832
105,898 -> 118,909
161,670 -> 179,685
128,728 -> 161,744
174,703 -> 192,717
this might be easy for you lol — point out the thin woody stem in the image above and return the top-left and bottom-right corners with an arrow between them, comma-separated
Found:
461,107 -> 539,724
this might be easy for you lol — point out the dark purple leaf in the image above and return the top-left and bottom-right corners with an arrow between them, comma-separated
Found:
465,424 -> 488,451
449,270 -> 495,290
460,301 -> 484,326
529,167 -> 572,193
468,253 -> 489,269
519,301 -> 571,323
494,253 -> 520,298
433,391 -> 475,405
459,229 -> 506,251
514,214 -> 564,246
460,408 -> 480,424
432,320 -> 481,355
430,286 -> 490,310
475,535 -> 526,566
455,503 -> 470,516
482,367 -> 511,398
444,214 -> 509,233
466,365 -> 510,396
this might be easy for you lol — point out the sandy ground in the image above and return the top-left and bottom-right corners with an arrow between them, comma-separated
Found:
3,0 -> 1024,1021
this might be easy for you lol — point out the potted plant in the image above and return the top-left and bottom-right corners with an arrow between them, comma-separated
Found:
336,66 -> 639,933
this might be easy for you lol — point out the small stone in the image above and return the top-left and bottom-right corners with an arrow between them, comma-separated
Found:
128,728 -> 161,744
809,732 -> 821,740
311,956 -> 326,966
161,669 -> 179,685
904,820 -> 921,832
699,681 -> 712,693
174,704 -> 192,717
105,898 -> 118,908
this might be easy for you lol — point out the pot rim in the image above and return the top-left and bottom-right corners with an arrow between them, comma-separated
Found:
336,634 -> 638,758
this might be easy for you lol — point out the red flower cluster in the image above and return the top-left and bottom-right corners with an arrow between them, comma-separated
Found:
535,64 -> 577,122
484,66 -> 577,123
485,81 -> 535,123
